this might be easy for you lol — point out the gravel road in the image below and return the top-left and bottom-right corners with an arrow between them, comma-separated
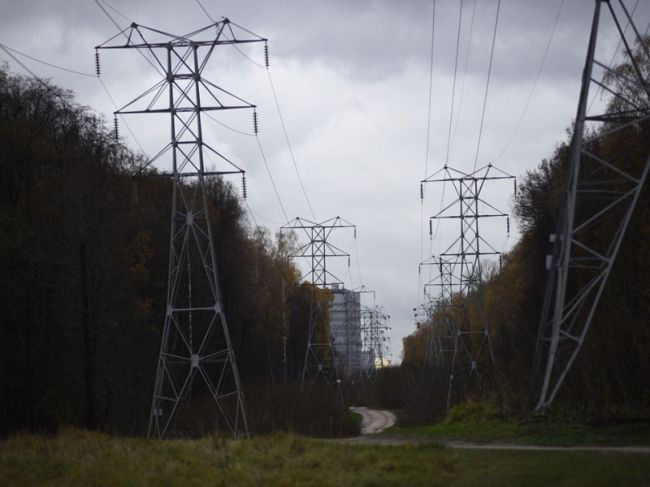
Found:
349,407 -> 396,434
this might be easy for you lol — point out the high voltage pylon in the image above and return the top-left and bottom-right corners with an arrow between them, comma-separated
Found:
419,256 -> 462,367
96,19 -> 266,438
421,163 -> 514,408
353,286 -> 391,379
281,217 -> 356,400
361,305 -> 391,377
531,0 -> 650,411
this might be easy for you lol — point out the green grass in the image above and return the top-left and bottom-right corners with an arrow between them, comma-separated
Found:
1,428 -> 650,486
384,405 -> 650,446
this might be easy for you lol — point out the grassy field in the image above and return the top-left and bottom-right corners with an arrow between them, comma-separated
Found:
386,407 -> 650,446
1,428 -> 650,486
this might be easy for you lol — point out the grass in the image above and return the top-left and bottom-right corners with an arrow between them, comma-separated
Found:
1,428 -> 650,486
384,403 -> 650,446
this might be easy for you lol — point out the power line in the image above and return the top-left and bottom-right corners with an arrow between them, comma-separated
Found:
494,0 -> 564,162
194,0 -> 216,23
0,45 -> 50,87
266,69 -> 318,221
190,0 -> 295,227
0,33 -> 149,158
244,199 -> 261,228
473,0 -> 502,171
97,77 -> 147,155
450,0 -> 478,154
0,43 -> 95,78
353,237 -> 363,290
204,111 -> 255,137
256,136 -> 290,223
445,0 -> 464,164
216,14 -> 318,221
95,0 -> 131,23
223,30 -> 267,68
420,0 -> 437,305
423,0 -> 437,182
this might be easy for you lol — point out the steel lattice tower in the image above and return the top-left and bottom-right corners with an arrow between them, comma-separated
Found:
419,256 -> 462,366
531,0 -> 650,411
281,217 -> 356,397
355,286 -> 391,379
361,305 -> 391,376
97,19 -> 266,438
422,164 -> 514,408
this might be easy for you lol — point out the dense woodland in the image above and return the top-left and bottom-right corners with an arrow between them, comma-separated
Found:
0,66 -> 346,437
401,39 -> 650,421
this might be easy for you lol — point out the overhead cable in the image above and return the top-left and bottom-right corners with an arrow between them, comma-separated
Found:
450,0 -> 478,154
494,0 -> 564,162
0,43 -> 95,77
445,0 -> 464,165
420,0 -> 437,305
473,0 -> 502,171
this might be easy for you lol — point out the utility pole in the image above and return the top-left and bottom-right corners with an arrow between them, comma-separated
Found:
97,19 -> 266,438
422,163 -> 514,408
281,217 -> 356,402
531,0 -> 650,411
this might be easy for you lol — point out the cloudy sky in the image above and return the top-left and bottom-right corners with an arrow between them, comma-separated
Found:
2,0 -> 649,362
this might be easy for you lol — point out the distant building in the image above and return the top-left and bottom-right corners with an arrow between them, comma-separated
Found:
329,285 -> 363,373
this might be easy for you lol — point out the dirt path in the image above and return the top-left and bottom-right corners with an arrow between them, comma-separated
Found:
445,441 -> 650,454
349,407 -> 396,434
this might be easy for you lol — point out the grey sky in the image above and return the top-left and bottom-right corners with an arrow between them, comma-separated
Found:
2,0 -> 649,362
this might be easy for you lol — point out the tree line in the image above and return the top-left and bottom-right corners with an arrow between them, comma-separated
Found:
0,66 -> 348,436
401,38 -> 650,420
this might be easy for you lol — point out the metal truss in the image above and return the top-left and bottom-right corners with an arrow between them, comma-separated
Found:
281,217 -> 356,400
422,164 -> 514,407
361,305 -> 391,378
97,19 -> 266,438
532,0 -> 650,411
419,256 -> 462,366
354,286 -> 386,381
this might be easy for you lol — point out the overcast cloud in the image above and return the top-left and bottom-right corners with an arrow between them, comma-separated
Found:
2,0 -> 649,362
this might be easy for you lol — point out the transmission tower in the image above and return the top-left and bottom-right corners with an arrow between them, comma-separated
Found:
97,19 -> 266,438
531,0 -> 650,411
361,305 -> 391,376
419,256 -> 462,366
422,163 -> 514,407
281,217 -> 356,398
